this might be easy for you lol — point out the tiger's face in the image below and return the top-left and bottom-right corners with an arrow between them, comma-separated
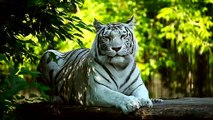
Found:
98,24 -> 133,57
91,17 -> 138,67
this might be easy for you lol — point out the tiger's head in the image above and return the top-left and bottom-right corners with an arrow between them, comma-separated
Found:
91,17 -> 138,68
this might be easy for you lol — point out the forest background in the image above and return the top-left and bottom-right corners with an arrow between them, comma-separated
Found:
0,0 -> 213,119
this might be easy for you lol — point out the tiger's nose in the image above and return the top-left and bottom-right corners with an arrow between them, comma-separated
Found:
112,47 -> 122,52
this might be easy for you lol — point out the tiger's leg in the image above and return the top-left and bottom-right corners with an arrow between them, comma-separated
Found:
88,84 -> 141,114
131,84 -> 153,108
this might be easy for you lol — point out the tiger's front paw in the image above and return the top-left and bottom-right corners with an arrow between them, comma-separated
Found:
119,96 -> 140,114
139,98 -> 153,108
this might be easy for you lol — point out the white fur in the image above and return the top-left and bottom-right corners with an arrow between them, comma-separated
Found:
86,17 -> 153,114
86,57 -> 153,114
38,17 -> 153,114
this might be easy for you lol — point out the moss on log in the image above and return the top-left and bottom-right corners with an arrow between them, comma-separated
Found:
15,97 -> 213,120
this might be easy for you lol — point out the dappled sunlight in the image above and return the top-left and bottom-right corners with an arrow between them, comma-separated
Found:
35,18 -> 155,114
1,0 -> 213,118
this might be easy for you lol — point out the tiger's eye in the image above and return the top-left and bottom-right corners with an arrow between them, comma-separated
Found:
101,44 -> 107,50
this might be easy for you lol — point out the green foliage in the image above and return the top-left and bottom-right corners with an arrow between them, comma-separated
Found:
157,1 -> 213,54
0,0 -> 92,119
76,0 -> 213,97
0,0 -> 89,65
0,0 -> 213,119
0,53 -> 49,119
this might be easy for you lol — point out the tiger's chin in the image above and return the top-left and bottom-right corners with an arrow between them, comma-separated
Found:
109,55 -> 131,68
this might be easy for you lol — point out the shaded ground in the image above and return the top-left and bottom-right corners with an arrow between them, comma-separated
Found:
16,97 -> 213,120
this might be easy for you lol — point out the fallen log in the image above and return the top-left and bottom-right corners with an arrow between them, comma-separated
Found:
15,97 -> 213,120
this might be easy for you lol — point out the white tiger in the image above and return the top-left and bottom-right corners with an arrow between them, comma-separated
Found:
37,17 -> 153,114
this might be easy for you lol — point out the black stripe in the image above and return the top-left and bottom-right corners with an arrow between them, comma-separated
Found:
66,49 -> 89,103
96,36 -> 100,58
123,73 -> 140,93
59,80 -> 65,100
70,49 -> 89,65
94,45 -> 99,59
55,49 -> 88,85
55,65 -> 66,85
97,28 -> 105,56
124,27 -> 134,54
94,68 -> 111,83
60,58 -> 84,102
120,62 -> 136,88
129,84 -> 143,95
124,27 -> 133,40
63,50 -> 74,59
68,49 -> 89,69
62,49 -> 88,81
94,77 -> 111,89
66,49 -> 89,78
63,49 -> 79,66
101,27 -> 105,35
124,27 -> 134,41
66,49 -> 89,80
55,50 -> 77,84
94,58 -> 118,88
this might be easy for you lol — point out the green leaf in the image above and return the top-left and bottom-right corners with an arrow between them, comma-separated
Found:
19,68 -> 40,77
72,16 -> 81,21
157,7 -> 173,19
73,33 -> 84,38
76,39 -> 84,47
0,54 -> 9,63
18,39 -> 37,46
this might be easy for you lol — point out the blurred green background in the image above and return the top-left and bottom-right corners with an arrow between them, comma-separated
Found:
0,0 -> 213,119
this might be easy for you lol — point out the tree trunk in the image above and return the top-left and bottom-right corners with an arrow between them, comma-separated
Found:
196,53 -> 207,97
15,97 -> 213,120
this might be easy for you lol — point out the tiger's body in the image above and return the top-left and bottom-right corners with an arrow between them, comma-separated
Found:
37,17 -> 153,114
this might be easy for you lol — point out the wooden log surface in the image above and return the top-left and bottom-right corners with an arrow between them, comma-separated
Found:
15,97 -> 213,120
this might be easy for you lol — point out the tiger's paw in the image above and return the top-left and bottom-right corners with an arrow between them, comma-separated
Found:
139,98 -> 153,108
119,96 -> 140,114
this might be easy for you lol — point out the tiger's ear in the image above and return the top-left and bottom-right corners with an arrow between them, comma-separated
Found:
94,18 -> 104,32
125,16 -> 135,29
